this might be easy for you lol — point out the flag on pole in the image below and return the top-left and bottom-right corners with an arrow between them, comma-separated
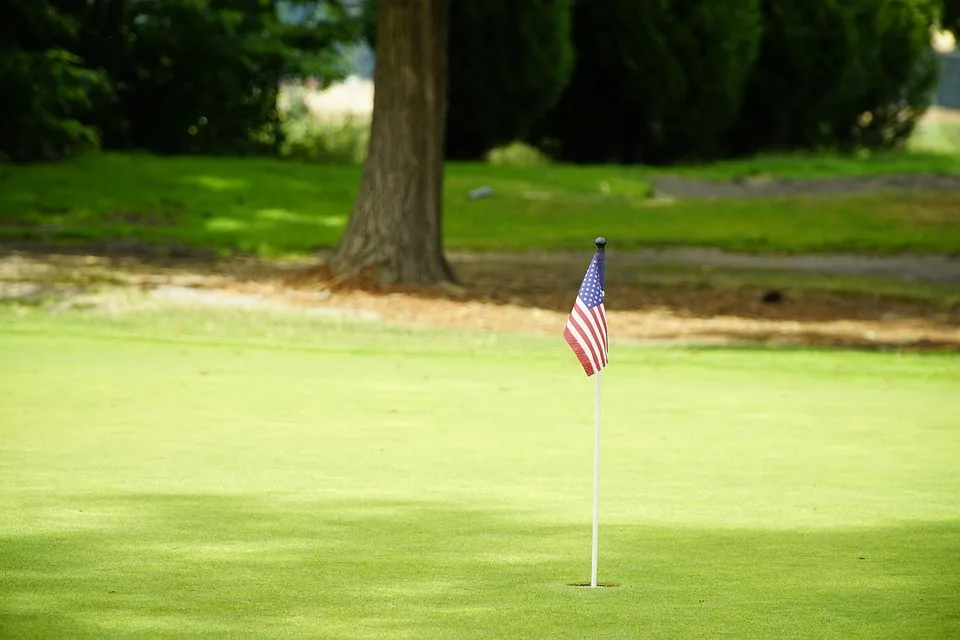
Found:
563,248 -> 607,376
563,238 -> 608,589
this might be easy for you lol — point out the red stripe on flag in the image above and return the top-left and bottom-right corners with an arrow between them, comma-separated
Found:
564,326 -> 597,376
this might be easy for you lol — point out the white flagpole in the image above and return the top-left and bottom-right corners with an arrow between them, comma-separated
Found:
591,368 -> 602,588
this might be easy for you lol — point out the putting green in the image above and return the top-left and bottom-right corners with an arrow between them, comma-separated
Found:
2,308 -> 958,639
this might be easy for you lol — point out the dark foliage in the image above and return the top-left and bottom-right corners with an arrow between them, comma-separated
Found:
1,0 -> 360,160
362,0 -> 576,159
528,0 -> 764,165
0,1 -> 109,161
728,0 -> 941,155
941,0 -> 960,35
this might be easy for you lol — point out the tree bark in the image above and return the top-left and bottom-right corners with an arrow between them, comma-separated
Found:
330,0 -> 456,285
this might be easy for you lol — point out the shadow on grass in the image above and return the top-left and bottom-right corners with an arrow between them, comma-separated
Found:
0,155 -> 361,258
2,493 -> 958,639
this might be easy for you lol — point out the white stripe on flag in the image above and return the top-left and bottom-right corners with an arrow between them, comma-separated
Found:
582,304 -> 607,356
576,299 -> 607,361
569,297 -> 606,373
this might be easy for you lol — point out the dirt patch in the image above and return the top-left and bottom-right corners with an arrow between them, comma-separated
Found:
273,256 -> 959,351
2,250 -> 957,352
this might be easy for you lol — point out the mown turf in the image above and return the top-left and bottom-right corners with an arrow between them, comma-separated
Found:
2,152 -> 960,256
1,306 -> 958,639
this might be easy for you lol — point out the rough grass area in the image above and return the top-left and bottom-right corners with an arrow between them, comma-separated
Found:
2,153 -> 960,257
1,307 -> 958,639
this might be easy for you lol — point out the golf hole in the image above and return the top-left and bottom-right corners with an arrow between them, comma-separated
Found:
568,582 -> 620,588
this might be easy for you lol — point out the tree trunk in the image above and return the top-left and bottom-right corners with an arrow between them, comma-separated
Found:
330,0 -> 456,285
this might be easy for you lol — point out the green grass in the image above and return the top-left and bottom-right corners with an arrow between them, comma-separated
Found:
908,120 -> 960,156
1,305 -> 959,639
2,152 -> 960,256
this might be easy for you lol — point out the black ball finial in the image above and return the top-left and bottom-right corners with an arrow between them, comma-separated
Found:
595,237 -> 607,252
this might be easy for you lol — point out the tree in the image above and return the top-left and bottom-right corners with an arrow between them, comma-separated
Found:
727,0 -> 940,155
0,1 -> 108,162
527,0 -> 762,165
361,0 -> 575,160
41,0 -> 360,156
942,0 -> 960,35
329,0 -> 455,285
57,0 -> 292,155
2,0 -> 362,160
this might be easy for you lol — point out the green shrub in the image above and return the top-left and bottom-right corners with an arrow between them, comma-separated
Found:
851,0 -> 942,150
728,0 -> 941,155
485,142 -> 553,166
75,0 -> 288,155
0,2 -> 108,162
528,0 -> 763,165
43,0 -> 360,157
362,0 -> 575,160
276,82 -> 370,164
280,116 -> 370,164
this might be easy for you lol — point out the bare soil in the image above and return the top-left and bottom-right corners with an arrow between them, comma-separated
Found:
3,250 -> 957,352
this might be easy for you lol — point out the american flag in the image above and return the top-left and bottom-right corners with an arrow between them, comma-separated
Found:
563,251 -> 607,376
